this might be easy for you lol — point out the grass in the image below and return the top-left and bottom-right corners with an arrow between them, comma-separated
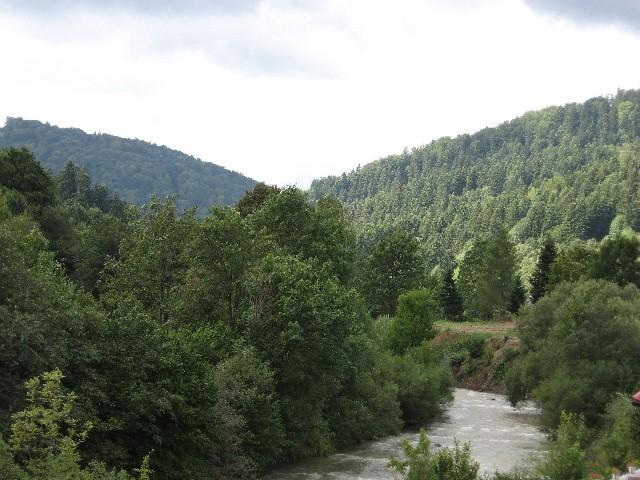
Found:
434,319 -> 517,335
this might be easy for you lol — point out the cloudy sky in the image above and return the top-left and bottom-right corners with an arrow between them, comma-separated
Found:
1,0 -> 639,186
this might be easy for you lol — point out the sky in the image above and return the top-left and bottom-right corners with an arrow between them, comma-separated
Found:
1,0 -> 640,187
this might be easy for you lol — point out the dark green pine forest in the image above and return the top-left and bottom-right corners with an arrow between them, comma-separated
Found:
2,90 -> 640,480
310,89 -> 640,278
0,117 -> 256,211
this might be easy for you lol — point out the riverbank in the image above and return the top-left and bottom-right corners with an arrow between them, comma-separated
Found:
431,327 -> 521,394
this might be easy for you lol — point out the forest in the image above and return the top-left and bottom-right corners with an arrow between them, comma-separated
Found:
1,90 -> 640,480
0,118 -> 256,211
310,89 -> 640,282
0,151 -> 452,479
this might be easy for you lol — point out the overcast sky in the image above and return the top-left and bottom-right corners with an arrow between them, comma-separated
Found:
1,0 -> 639,186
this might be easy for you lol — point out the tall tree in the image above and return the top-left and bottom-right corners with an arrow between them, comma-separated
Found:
440,268 -> 464,321
508,276 -> 526,314
103,198 -> 196,325
235,182 -> 280,217
457,228 -> 516,320
245,254 -> 363,460
177,207 -> 256,329
530,238 -> 558,303
360,231 -> 424,317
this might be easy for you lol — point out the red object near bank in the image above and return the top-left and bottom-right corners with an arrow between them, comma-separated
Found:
633,391 -> 640,407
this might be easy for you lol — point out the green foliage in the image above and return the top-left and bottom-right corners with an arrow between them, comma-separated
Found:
177,206 -> 257,328
591,235 -> 640,287
245,253 -> 362,459
492,471 -> 540,480
508,276 -> 526,314
529,238 -> 557,303
0,152 -> 461,479
56,162 -> 127,219
389,430 -> 479,480
457,228 -> 516,319
390,346 -> 453,426
0,370 -> 151,480
213,347 -> 284,472
251,188 -> 356,283
440,268 -> 464,321
0,118 -> 256,211
104,197 -> 196,325
73,211 -> 127,294
548,241 -> 597,288
0,207 -> 104,434
594,395 -> 640,468
310,90 -> 640,271
327,334 -> 403,449
537,412 -> 588,480
0,435 -> 27,480
433,334 -> 489,367
0,148 -> 56,209
360,230 -> 424,317
235,182 -> 280,217
506,279 -> 640,428
388,289 -> 439,354
9,369 -> 89,476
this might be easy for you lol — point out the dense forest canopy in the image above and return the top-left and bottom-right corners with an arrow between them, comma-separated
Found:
0,117 -> 257,211
310,89 -> 640,276
0,149 -> 453,479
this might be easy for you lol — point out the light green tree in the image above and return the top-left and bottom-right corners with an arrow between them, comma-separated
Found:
387,289 -> 438,354
458,228 -> 516,320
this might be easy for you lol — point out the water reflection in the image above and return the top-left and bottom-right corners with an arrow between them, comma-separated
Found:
264,389 -> 547,479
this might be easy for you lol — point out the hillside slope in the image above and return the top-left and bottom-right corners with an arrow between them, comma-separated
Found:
0,117 -> 256,211
310,89 -> 640,270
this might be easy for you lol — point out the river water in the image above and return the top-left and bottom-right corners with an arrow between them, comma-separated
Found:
264,389 -> 547,479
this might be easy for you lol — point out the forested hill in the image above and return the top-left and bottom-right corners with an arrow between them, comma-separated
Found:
0,117 -> 256,210
310,89 -> 640,270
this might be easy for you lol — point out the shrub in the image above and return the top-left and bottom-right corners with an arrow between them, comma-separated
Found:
389,430 -> 479,480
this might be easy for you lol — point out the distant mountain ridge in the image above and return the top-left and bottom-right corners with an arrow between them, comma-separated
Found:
0,117 -> 256,211
310,89 -> 640,271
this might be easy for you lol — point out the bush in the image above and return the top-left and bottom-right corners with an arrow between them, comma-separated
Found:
432,334 -> 488,366
506,280 -> 640,428
389,430 -> 479,480
594,395 -> 640,468
391,345 -> 453,427
537,412 -> 587,480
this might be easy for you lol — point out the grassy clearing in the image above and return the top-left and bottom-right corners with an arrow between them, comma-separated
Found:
434,319 -> 517,335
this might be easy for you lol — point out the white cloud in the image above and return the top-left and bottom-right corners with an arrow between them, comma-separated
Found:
0,0 -> 639,187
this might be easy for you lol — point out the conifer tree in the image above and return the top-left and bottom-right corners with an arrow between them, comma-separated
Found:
508,276 -> 526,314
440,268 -> 464,321
529,238 -> 557,303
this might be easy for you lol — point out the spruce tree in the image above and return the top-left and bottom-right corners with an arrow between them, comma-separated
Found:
529,238 -> 557,303
440,268 -> 464,321
508,276 -> 526,314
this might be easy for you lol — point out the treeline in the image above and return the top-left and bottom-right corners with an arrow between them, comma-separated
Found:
0,117 -> 257,211
310,89 -> 640,275
0,149 -> 452,479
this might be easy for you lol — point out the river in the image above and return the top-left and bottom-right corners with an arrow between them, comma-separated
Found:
264,388 -> 547,479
